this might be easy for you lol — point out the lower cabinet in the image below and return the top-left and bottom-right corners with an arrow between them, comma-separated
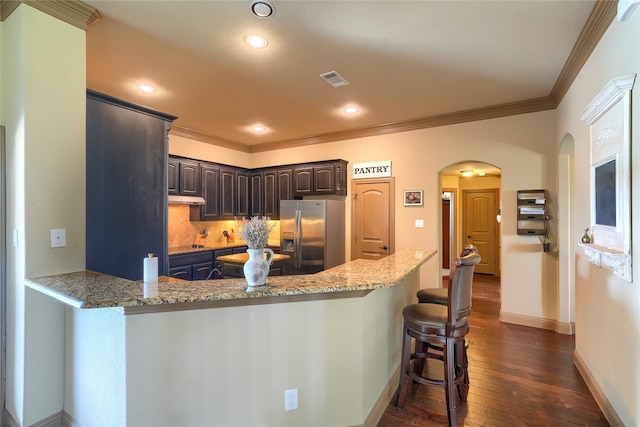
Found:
169,251 -> 222,281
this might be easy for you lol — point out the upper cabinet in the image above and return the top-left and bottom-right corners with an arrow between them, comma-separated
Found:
168,156 -> 201,196
199,163 -> 220,221
219,166 -> 236,218
87,90 -> 177,280
170,157 -> 348,220
293,160 -> 348,197
178,158 -> 201,196
168,157 -> 179,194
278,168 -> 294,203
235,169 -> 250,218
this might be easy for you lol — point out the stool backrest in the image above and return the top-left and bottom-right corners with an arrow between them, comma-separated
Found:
447,252 -> 481,329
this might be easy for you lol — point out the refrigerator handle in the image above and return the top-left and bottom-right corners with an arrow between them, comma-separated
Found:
294,209 -> 302,268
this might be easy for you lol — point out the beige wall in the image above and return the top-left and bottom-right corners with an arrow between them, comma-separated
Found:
556,11 -> 640,426
2,5 -> 86,425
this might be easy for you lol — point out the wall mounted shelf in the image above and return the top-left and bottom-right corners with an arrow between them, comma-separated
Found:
578,243 -> 632,282
517,189 -> 547,235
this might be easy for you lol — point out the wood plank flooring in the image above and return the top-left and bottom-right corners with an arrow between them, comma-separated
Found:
378,274 -> 610,427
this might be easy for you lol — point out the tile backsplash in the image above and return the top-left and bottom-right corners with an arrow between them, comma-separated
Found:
168,205 -> 280,248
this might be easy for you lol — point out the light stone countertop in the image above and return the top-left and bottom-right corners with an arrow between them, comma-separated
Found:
26,248 -> 436,314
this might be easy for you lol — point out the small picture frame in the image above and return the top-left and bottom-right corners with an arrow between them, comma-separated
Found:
404,190 -> 423,206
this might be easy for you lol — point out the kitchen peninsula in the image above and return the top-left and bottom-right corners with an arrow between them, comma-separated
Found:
26,248 -> 435,427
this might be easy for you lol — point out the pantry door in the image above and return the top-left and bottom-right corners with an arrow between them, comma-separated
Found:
352,178 -> 395,260
463,189 -> 498,275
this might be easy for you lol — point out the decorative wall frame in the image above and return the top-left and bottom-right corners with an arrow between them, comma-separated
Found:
403,190 -> 423,206
579,74 -> 635,282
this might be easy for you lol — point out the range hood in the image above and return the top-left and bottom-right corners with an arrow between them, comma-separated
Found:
168,195 -> 206,205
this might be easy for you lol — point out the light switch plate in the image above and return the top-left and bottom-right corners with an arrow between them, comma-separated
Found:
50,229 -> 66,248
415,219 -> 424,228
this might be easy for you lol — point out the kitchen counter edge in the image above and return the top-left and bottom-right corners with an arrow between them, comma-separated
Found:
26,248 -> 436,314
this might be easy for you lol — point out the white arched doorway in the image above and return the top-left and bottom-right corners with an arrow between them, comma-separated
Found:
558,134 -> 575,334
439,161 -> 502,313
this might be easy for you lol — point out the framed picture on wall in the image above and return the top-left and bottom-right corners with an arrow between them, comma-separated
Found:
403,190 -> 423,206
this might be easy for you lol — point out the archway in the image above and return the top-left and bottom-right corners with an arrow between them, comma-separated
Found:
439,161 -> 502,314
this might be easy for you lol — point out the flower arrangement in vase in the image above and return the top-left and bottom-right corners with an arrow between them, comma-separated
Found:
238,216 -> 275,248
238,216 -> 276,288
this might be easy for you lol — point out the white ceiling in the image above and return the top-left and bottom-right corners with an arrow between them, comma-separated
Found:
84,0 -> 597,151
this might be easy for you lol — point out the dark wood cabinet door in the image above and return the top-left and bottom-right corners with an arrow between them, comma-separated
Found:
250,172 -> 264,217
263,170 -> 278,218
236,170 -> 250,218
278,168 -> 293,201
293,166 -> 314,196
200,163 -> 220,220
168,158 -> 179,195
179,159 -> 200,196
314,164 -> 336,194
219,167 -> 236,218
192,262 -> 214,280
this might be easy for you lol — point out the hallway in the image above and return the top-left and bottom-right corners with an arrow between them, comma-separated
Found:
378,275 -> 609,426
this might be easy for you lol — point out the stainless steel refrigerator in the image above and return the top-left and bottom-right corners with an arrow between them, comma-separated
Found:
280,200 -> 345,274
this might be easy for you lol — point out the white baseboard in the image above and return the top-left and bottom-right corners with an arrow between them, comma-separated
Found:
3,408 -> 19,427
2,408 -> 81,427
500,311 -> 574,335
574,350 -> 625,427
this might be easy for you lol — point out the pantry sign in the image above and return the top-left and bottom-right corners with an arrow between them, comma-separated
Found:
352,161 -> 392,179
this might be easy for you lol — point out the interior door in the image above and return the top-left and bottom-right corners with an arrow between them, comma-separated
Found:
352,178 -> 394,260
463,189 -> 498,275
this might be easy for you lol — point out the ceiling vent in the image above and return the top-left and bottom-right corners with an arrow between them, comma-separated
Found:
319,71 -> 350,88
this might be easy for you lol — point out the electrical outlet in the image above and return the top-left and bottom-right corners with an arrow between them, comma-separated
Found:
50,229 -> 66,248
415,219 -> 424,228
284,388 -> 298,411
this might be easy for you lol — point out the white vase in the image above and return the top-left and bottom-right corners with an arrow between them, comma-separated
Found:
244,248 -> 275,288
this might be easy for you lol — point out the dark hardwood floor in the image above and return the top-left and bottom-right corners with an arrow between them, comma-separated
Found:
378,274 -> 610,427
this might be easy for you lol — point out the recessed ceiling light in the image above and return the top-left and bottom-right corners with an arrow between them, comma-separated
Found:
478,171 -> 486,176
250,0 -> 274,18
344,106 -> 358,114
137,84 -> 156,93
245,35 -> 268,49
253,125 -> 266,133
460,170 -> 473,177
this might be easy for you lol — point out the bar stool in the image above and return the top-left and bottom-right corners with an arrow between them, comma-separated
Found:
396,252 -> 481,427
416,244 -> 477,305
415,244 -> 478,387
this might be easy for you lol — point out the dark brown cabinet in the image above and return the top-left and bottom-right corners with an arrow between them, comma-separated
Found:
168,156 -> 201,196
168,157 -> 179,195
219,167 -> 236,218
278,168 -> 294,202
293,160 -> 348,197
199,163 -> 220,221
178,159 -> 201,196
169,251 -> 221,281
293,165 -> 314,196
236,170 -> 250,217
263,170 -> 278,218
314,164 -> 336,194
250,172 -> 264,217
87,89 -> 176,280
169,158 -> 347,221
